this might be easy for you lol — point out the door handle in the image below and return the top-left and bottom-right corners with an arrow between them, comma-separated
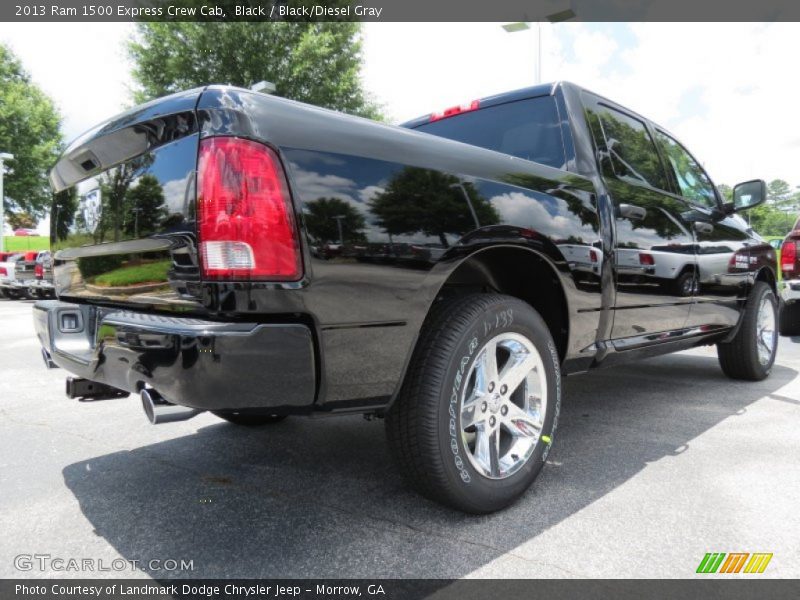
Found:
693,221 -> 714,234
618,204 -> 647,220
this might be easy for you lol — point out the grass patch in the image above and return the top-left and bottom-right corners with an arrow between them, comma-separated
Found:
3,236 -> 49,252
92,260 -> 171,287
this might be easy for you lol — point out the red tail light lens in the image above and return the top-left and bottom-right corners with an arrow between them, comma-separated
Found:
638,252 -> 655,266
781,239 -> 797,272
0,267 -> 6,277
34,263 -> 44,279
197,137 -> 301,281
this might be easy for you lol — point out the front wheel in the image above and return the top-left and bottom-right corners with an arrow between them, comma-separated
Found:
717,282 -> 778,381
385,293 -> 561,514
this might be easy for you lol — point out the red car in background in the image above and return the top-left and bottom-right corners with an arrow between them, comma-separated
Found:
13,228 -> 37,236
779,217 -> 800,334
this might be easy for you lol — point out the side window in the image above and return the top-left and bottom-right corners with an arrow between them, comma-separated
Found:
597,106 -> 669,191
414,97 -> 566,169
654,130 -> 717,208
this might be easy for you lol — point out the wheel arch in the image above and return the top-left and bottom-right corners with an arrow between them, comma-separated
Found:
386,244 -> 571,409
754,265 -> 777,294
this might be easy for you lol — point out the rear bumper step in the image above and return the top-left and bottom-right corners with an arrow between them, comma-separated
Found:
33,300 -> 316,412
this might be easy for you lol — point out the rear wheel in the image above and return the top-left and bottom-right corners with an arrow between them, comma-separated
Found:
211,411 -> 287,426
717,282 -> 778,381
385,293 -> 561,514
673,271 -> 696,297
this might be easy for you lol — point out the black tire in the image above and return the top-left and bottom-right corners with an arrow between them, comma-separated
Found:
717,282 -> 778,381
385,293 -> 561,514
4,289 -> 22,300
211,411 -> 288,426
673,271 -> 695,297
779,300 -> 800,336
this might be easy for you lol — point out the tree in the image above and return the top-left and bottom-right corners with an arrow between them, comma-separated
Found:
717,184 -> 733,203
95,157 -> 152,243
7,211 -> 36,230
304,197 -> 365,244
128,22 -> 380,119
748,203 -> 797,237
123,175 -> 167,237
369,168 -> 499,247
0,43 -> 63,219
767,179 -> 792,206
51,188 -> 77,241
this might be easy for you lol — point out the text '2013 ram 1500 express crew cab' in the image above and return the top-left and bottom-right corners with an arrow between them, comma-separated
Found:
35,82 -> 777,513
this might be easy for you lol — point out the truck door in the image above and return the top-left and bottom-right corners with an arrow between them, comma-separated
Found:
584,95 -> 697,341
652,128 -> 751,329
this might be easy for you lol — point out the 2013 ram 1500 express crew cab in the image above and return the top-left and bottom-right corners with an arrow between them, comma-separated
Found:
35,82 -> 777,513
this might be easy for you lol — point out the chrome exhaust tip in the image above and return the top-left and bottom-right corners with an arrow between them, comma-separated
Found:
140,388 -> 202,425
41,347 -> 58,369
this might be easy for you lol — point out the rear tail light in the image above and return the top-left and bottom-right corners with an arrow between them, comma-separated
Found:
589,249 -> 599,263
638,253 -> 655,266
781,239 -> 797,272
34,263 -> 44,279
430,100 -> 480,122
197,137 -> 301,281
0,267 -> 6,277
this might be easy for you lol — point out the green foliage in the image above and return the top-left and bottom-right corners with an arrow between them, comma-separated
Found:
7,211 -> 36,230
94,157 -> 153,243
123,174 -> 167,237
369,168 -> 499,247
128,22 -> 381,119
0,43 -> 63,219
2,236 -> 49,252
52,232 -> 93,252
92,260 -> 171,287
304,197 -> 366,244
767,179 -> 792,205
746,203 -> 797,237
77,255 -> 125,280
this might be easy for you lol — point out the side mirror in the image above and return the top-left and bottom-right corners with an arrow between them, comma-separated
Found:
728,179 -> 767,213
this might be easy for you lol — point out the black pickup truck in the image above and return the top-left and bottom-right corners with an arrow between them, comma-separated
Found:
35,82 -> 777,513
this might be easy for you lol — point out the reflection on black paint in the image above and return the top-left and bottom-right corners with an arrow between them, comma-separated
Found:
369,167 -> 499,248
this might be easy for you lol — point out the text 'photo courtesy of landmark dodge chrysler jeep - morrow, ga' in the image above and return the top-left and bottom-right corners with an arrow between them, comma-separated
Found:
35,82 -> 777,513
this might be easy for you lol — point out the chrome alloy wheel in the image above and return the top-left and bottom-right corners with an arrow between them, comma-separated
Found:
756,295 -> 776,366
459,332 -> 547,480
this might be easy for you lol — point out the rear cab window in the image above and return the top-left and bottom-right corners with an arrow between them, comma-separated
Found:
411,96 -> 567,169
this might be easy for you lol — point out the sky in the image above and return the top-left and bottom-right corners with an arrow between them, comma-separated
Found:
0,21 -> 798,234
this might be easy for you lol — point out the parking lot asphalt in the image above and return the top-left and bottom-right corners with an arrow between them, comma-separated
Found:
0,297 -> 799,580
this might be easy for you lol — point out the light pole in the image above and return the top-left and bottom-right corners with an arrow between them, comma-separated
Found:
331,215 -> 346,245
132,207 -> 142,239
502,4 -> 576,85
0,152 -> 14,253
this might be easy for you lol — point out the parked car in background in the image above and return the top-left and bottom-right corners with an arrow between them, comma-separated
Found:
0,252 -> 24,299
13,228 -> 37,236
35,82 -> 776,513
28,251 -> 55,299
779,218 -> 800,334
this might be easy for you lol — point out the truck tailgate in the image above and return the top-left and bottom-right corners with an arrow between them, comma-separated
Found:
50,89 -> 204,313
